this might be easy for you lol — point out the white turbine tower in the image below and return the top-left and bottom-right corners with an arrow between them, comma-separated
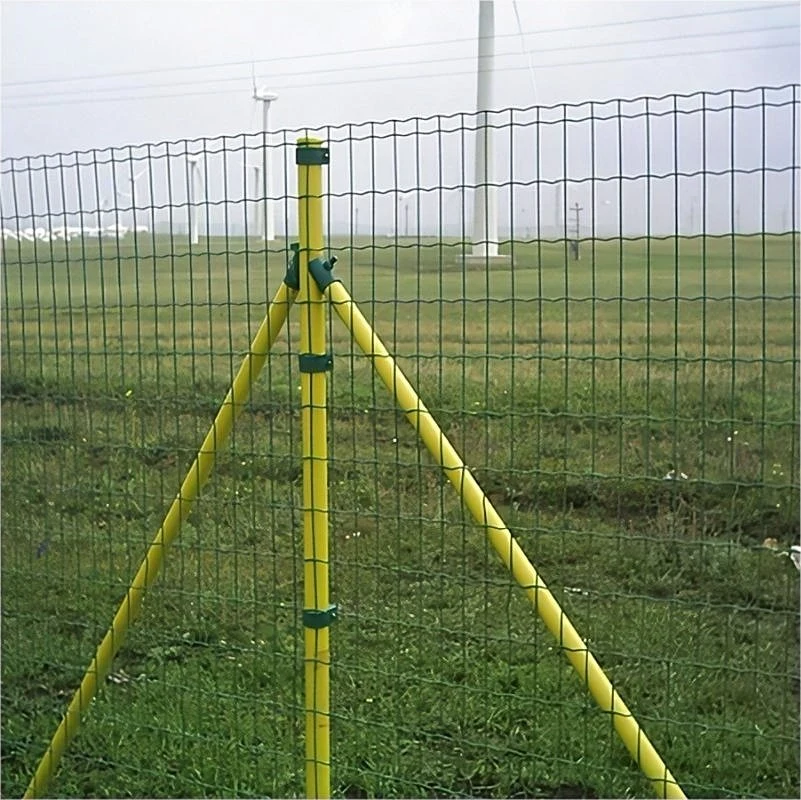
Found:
232,151 -> 262,238
186,154 -> 203,245
465,0 -> 509,267
246,163 -> 262,238
252,82 -> 278,242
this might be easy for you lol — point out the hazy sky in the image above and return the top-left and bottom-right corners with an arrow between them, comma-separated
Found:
2,0 -> 799,155
1,0 -> 799,236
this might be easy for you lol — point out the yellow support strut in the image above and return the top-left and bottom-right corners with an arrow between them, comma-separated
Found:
24,280 -> 297,799
323,278 -> 686,800
296,137 -> 332,799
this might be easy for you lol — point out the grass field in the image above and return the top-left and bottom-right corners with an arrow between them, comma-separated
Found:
2,232 -> 799,798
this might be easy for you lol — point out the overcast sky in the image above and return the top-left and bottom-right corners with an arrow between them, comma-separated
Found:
1,0 -> 799,236
2,0 -> 799,154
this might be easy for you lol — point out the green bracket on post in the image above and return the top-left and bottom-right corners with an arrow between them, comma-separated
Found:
309,256 -> 339,292
284,243 -> 300,290
299,353 -> 333,373
302,604 -> 338,629
296,147 -> 330,166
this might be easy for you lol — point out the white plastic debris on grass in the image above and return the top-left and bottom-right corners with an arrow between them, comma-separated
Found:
663,469 -> 689,481
761,540 -> 800,572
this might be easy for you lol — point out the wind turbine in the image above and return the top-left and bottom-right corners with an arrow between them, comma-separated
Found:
186,154 -> 203,245
391,190 -> 416,238
94,168 -> 145,239
252,72 -> 278,243
94,188 -> 118,237
116,167 -> 149,235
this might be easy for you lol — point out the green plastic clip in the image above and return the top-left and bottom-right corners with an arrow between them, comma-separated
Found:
308,256 -> 339,291
299,353 -> 333,373
302,604 -> 338,629
284,243 -> 300,290
296,147 -> 330,166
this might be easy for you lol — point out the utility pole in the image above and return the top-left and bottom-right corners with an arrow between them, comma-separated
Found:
571,201 -> 582,261
253,87 -> 278,242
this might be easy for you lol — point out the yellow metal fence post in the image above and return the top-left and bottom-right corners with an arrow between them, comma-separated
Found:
296,136 -> 333,799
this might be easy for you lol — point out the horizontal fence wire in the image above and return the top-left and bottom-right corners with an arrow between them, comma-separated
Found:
1,85 -> 799,798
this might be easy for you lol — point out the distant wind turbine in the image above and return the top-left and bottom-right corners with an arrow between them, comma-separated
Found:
186,154 -> 203,245
252,67 -> 278,242
116,167 -> 149,234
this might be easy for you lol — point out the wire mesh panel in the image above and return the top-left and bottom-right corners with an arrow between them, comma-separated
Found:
2,85 -> 800,799
1,133 -> 308,797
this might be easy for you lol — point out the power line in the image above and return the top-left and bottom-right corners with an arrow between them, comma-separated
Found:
8,23 -> 793,102
511,0 -> 539,105
5,41 -> 798,112
2,2 -> 796,90
4,24 -> 796,106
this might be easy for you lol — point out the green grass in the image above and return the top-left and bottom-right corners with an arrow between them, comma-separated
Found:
2,233 -> 799,798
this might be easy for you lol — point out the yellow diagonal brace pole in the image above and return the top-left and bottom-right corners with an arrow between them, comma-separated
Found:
296,137 -> 332,799
322,278 -> 686,800
24,280 -> 297,800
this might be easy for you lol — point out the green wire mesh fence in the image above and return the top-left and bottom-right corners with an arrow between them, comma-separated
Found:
2,84 -> 799,798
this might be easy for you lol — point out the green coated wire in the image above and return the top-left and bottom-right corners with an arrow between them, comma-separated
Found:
589,102 -> 598,479
587,100 -> 598,777
460,112 -> 471,735
792,86 -> 799,506
46,154 -> 68,579
556,106 -> 570,763
2,86 -> 800,800
700,93 -> 709,555
614,97 -> 627,649
25,156 -> 45,384
671,94 -> 680,544
111,154 -> 126,404
7,164 -> 28,384
92,150 -> 112,584
644,99 -> 653,478
728,92 -> 737,482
